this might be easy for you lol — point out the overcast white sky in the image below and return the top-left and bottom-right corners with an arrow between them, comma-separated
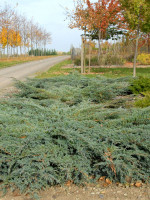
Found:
1,0 -> 83,52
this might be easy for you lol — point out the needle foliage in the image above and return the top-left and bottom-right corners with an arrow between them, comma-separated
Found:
0,73 -> 149,198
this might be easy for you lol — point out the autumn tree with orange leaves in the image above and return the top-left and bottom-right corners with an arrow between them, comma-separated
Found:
68,0 -> 123,63
0,4 -> 51,58
86,0 -> 123,63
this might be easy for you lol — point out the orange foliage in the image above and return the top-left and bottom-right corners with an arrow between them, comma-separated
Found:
0,27 -> 22,48
0,27 -> 7,48
69,0 -> 123,35
104,148 -> 116,176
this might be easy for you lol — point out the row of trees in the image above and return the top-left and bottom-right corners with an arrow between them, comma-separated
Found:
28,49 -> 57,56
0,4 -> 51,57
68,0 -> 150,76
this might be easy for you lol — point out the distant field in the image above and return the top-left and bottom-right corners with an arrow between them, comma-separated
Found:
37,59 -> 150,79
0,56 -> 56,70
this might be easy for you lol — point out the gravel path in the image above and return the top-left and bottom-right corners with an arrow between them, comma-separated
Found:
0,56 -> 69,91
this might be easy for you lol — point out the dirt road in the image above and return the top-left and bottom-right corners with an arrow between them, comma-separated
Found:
0,56 -> 69,90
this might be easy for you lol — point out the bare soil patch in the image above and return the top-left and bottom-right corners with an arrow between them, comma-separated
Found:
0,86 -> 19,99
0,183 -> 149,200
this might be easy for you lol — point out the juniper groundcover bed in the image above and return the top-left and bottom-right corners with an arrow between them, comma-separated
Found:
0,73 -> 149,197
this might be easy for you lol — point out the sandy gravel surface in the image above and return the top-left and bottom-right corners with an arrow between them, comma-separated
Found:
0,56 -> 70,90
0,183 -> 149,200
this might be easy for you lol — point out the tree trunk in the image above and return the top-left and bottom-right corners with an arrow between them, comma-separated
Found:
44,43 -> 46,56
10,46 -> 12,57
88,40 -> 91,73
148,34 -> 150,53
81,36 -> 84,74
133,28 -> 139,78
13,47 -> 15,56
17,47 -> 18,57
28,46 -> 29,56
20,46 -> 22,56
7,35 -> 9,58
23,45 -> 25,55
98,29 -> 101,65
83,29 -> 86,73
31,40 -> 33,56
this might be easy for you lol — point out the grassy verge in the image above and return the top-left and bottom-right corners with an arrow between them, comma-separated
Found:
90,67 -> 150,78
36,59 -> 150,79
36,59 -> 76,78
0,56 -> 56,70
